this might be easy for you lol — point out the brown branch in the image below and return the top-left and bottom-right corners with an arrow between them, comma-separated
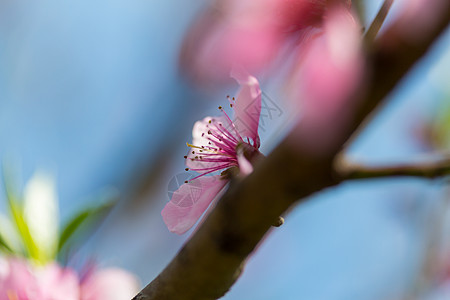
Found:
336,157 -> 450,180
133,3 -> 450,300
364,0 -> 394,44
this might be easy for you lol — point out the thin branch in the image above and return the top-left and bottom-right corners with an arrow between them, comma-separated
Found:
352,0 -> 366,26
337,158 -> 450,180
133,3 -> 450,300
364,0 -> 394,44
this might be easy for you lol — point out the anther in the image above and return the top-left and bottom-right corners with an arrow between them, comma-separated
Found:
183,155 -> 187,159
218,106 -> 222,110
192,151 -> 195,154
230,104 -> 233,108
208,120 -> 212,124
184,180 -> 188,183
208,130 -> 212,134
185,168 -> 189,171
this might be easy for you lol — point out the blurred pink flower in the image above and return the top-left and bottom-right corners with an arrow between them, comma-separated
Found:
180,0 -> 351,84
0,257 -> 139,300
288,5 -> 364,153
162,69 -> 262,234
80,268 -> 140,300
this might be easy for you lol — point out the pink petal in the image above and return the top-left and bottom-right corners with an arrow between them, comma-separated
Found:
230,67 -> 262,148
80,268 -> 140,300
0,258 -> 39,299
162,175 -> 228,235
236,151 -> 253,176
289,6 -> 364,152
179,1 -> 282,84
0,259 -> 80,300
35,263 -> 80,300
300,7 -> 362,105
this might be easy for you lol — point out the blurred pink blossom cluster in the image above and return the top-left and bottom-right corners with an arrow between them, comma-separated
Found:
0,257 -> 139,300
180,0 -> 364,154
179,0 -> 355,85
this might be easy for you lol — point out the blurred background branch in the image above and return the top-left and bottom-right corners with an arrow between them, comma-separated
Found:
337,157 -> 450,180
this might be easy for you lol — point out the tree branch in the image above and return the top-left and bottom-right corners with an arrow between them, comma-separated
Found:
336,157 -> 450,180
364,0 -> 394,44
133,3 -> 450,299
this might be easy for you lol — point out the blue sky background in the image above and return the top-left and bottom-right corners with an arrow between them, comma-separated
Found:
0,1 -> 449,299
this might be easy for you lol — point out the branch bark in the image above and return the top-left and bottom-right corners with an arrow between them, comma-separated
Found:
133,3 -> 450,299
364,0 -> 394,43
336,157 -> 450,180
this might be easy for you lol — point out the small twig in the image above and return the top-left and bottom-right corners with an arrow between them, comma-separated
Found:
337,157 -> 450,180
364,0 -> 394,44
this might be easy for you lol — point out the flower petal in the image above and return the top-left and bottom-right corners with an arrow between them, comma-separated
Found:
162,175 -> 228,234
236,151 -> 253,176
230,66 -> 262,147
299,6 -> 362,106
80,268 -> 140,300
0,258 -> 39,299
179,1 -> 282,84
289,6 -> 364,152
35,263 -> 80,300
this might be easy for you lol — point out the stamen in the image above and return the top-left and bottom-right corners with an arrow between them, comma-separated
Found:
219,109 -> 243,141
212,121 -> 239,144
187,163 -> 235,181
206,129 -> 237,152
185,168 -> 189,171
187,142 -> 220,155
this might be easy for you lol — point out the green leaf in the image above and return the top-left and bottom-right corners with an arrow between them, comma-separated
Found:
0,213 -> 23,254
0,229 -> 13,253
58,194 -> 117,254
2,167 -> 43,262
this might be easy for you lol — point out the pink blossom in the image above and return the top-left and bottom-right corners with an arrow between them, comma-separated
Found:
180,0 -> 351,84
0,257 -> 139,300
80,268 -> 140,300
162,69 -> 262,234
288,5 -> 364,153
